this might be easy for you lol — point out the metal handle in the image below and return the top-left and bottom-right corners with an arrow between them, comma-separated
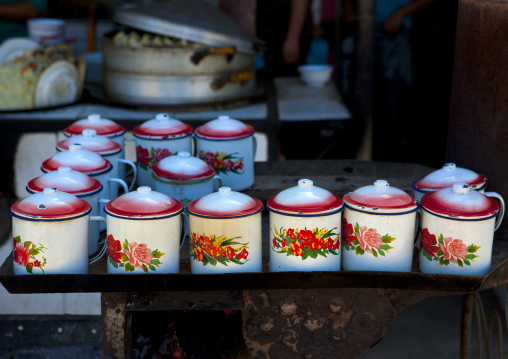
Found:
88,216 -> 107,264
253,134 -> 258,160
210,71 -> 254,91
180,213 -> 188,249
213,175 -> 223,191
484,191 -> 505,231
118,159 -> 137,191
108,177 -> 129,194
190,46 -> 236,65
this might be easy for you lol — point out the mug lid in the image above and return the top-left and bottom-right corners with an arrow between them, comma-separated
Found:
133,113 -> 193,139
57,129 -> 122,155
152,151 -> 215,181
421,183 -> 499,217
64,114 -> 126,137
187,187 -> 263,218
343,180 -> 417,212
27,166 -> 103,196
413,163 -> 487,191
105,186 -> 183,218
10,187 -> 91,220
267,179 -> 343,214
41,144 -> 111,175
194,115 -> 254,139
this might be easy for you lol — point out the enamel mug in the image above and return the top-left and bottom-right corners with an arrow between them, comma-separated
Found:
186,187 -> 263,274
57,129 -> 137,198
63,114 -> 128,181
342,180 -> 418,272
267,179 -> 343,272
10,188 -> 106,275
194,115 -> 256,191
419,183 -> 504,276
104,187 -> 184,274
131,113 -> 193,188
41,144 -> 129,231
26,166 -> 105,257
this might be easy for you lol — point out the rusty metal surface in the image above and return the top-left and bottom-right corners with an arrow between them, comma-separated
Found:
242,288 -> 445,359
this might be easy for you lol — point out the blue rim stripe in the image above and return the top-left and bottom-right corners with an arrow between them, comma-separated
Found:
41,166 -> 112,177
26,185 -> 104,198
344,203 -> 418,216
103,207 -> 183,220
133,132 -> 193,140
421,206 -> 498,222
267,206 -> 343,217
10,207 -> 92,222
186,206 -> 263,219
193,132 -> 255,142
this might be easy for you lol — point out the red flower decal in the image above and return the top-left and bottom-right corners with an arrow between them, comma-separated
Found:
343,218 -> 356,247
13,240 -> 30,267
136,145 -> 151,167
124,242 -> 154,269
290,241 -> 303,256
357,226 -> 383,253
297,230 -> 315,247
287,228 -> 295,239
272,237 -> 279,248
226,246 -> 236,259
152,148 -> 172,163
440,237 -> 469,264
107,234 -> 123,263
420,228 -> 439,257
237,248 -> 249,260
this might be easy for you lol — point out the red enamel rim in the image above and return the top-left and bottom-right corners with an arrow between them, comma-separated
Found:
343,193 -> 417,210
64,122 -> 125,137
26,176 -> 103,195
105,196 -> 183,218
413,174 -> 487,190
151,162 -> 215,181
194,123 -> 255,139
41,158 -> 111,175
56,139 -> 122,156
10,197 -> 91,219
421,192 -> 499,217
187,197 -> 264,218
132,123 -> 193,138
267,195 -> 343,214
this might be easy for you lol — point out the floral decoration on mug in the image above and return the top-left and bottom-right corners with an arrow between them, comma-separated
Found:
136,145 -> 175,170
343,218 -> 395,257
13,236 -> 47,274
190,232 -> 249,266
198,150 -> 244,175
271,227 -> 340,259
420,228 -> 480,267
107,234 -> 165,273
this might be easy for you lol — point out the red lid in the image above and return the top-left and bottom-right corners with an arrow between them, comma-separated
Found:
57,129 -> 122,155
10,187 -> 91,220
41,144 -> 111,175
413,163 -> 486,191
133,113 -> 193,139
343,180 -> 417,212
152,151 -> 215,181
64,114 -> 126,137
27,166 -> 103,196
421,183 -> 499,218
105,186 -> 183,218
194,115 -> 254,139
187,187 -> 263,218
267,179 -> 343,214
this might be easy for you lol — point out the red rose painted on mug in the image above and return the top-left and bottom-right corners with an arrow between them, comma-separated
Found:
420,228 -> 480,267
136,145 -> 174,170
343,218 -> 395,257
107,235 -> 165,273
13,236 -> 47,274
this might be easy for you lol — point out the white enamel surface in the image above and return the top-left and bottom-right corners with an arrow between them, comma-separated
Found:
203,115 -> 251,134
193,187 -> 256,216
419,211 -> 495,276
65,129 -> 121,153
138,113 -> 190,136
12,216 -> 89,274
341,208 -> 417,272
272,179 -> 336,208
195,135 -> 255,191
156,151 -> 211,178
50,144 -> 110,171
418,163 -> 483,189
425,184 -> 493,214
106,214 -> 182,274
30,166 -> 99,193
268,211 -> 341,272
188,213 -> 262,274
135,136 -> 193,188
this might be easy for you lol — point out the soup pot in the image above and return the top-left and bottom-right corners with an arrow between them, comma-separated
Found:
267,179 -> 343,272
194,115 -> 256,191
57,129 -> 137,197
186,187 -> 263,274
10,187 -> 105,275
342,180 -> 418,272
104,187 -> 184,274
130,113 -> 193,188
419,183 -> 504,276
26,166 -> 105,256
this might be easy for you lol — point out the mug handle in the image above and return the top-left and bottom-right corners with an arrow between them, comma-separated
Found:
118,159 -> 138,191
213,175 -> 223,191
89,216 -> 107,264
253,134 -> 258,160
108,178 -> 129,194
484,191 -> 505,231
180,212 -> 188,249
414,210 -> 421,249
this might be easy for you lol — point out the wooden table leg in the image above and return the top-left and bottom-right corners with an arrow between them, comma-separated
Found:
101,292 -> 132,359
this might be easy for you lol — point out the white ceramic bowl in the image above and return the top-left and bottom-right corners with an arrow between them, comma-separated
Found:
298,64 -> 333,87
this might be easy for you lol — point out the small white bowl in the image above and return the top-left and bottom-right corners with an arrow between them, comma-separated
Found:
298,64 -> 333,87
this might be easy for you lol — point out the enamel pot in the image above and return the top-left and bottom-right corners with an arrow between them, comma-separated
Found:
419,183 -> 505,276
63,114 -> 128,181
267,179 -> 343,272
130,113 -> 193,188
57,129 -> 137,198
194,115 -> 256,191
342,180 -> 418,272
186,187 -> 263,274
26,166 -> 106,256
10,188 -> 105,275
41,144 -> 129,232
104,187 -> 185,274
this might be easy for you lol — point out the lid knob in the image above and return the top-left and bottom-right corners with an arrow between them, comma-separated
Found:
298,179 -> 313,188
43,187 -> 58,195
452,183 -> 470,194
82,129 -> 97,137
156,113 -> 169,122
69,144 -> 82,151
218,115 -> 230,121
443,163 -> 456,170
88,114 -> 101,121
178,151 -> 191,158
58,166 -> 71,173
219,187 -> 231,194
137,186 -> 151,194
374,180 -> 389,187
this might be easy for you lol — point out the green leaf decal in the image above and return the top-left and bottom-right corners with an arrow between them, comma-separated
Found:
149,265 -> 156,271
467,244 -> 480,253
24,241 -> 32,248
142,264 -> 148,273
125,263 -> 135,272
381,235 -> 396,244
26,263 -> 33,274
379,244 -> 392,251
465,254 -> 477,260
457,259 -> 463,267
355,246 -> 365,255
15,236 -> 21,243
372,249 -> 378,258
378,249 -> 385,256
